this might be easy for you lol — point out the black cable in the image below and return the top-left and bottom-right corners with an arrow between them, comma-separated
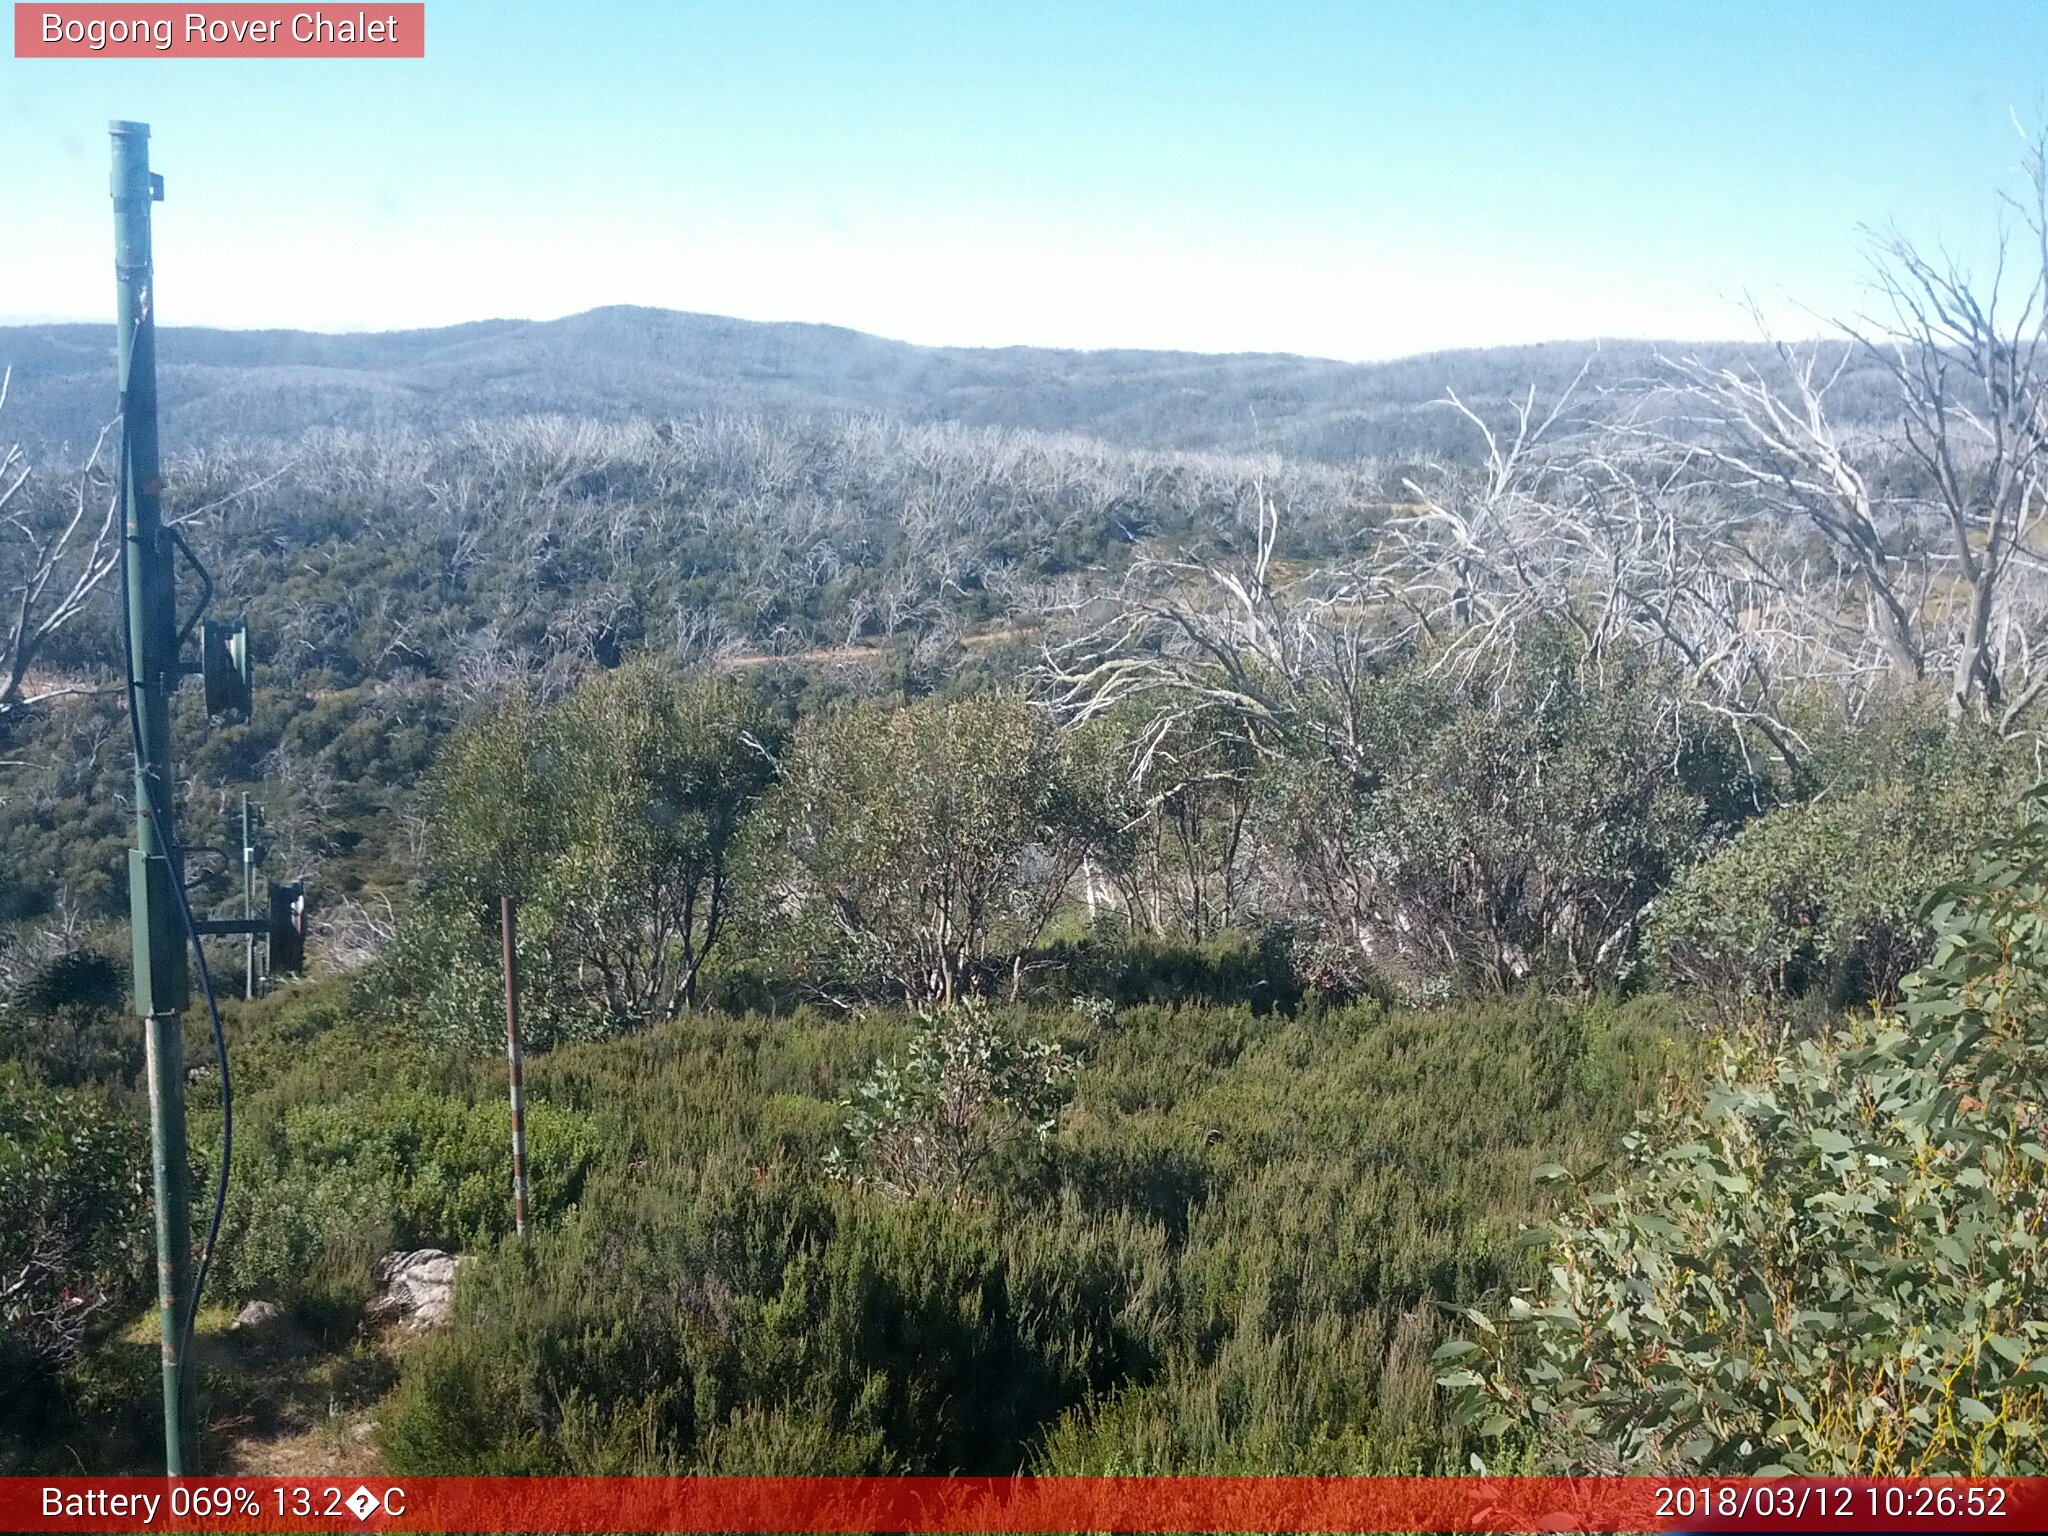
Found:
114,414 -> 232,1358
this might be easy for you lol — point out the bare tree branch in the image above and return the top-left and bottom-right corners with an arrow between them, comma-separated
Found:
0,379 -> 124,723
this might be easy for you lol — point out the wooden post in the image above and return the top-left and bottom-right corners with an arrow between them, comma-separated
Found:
501,892 -> 529,1236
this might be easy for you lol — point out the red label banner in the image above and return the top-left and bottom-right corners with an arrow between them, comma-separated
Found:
13,4 -> 424,57
2,1475 -> 2045,1533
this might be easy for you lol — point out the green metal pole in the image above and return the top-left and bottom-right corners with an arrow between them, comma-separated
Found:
113,119 -> 197,1478
242,793 -> 255,1001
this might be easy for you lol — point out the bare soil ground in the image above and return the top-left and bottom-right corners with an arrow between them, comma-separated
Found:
114,1305 -> 408,1476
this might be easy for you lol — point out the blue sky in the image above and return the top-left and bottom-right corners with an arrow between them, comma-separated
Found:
2,0 -> 2043,357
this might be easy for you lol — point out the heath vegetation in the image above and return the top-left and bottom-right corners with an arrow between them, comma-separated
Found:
4,134 -> 2048,1477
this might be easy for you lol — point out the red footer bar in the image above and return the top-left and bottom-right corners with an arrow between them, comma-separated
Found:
4,1476 -> 2044,1533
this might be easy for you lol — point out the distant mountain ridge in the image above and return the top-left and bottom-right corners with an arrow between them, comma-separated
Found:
0,305 -> 1864,464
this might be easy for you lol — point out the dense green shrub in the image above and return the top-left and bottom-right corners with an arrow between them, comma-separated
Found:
10,949 -> 125,1016
361,663 -> 780,1045
0,949 -> 140,1089
354,899 -> 588,1054
744,691 -> 1090,1003
0,1066 -> 151,1472
1653,753 -> 2016,1008
204,1086 -> 600,1310
1443,791 -> 2048,1474
1064,706 -> 1267,944
184,999 -> 603,1316
374,987 -> 1692,1476
380,1160 -> 1172,1475
0,945 -> 162,1473
825,1003 -> 1077,1199
0,1067 -> 149,1363
1275,637 -> 1759,992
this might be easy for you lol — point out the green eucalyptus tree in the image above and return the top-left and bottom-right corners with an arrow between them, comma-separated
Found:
403,664 -> 776,1039
749,691 -> 1086,1004
544,664 -> 775,1016
1444,790 -> 2048,1475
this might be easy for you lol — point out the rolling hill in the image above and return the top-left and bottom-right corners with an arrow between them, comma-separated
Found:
0,306 -> 1885,465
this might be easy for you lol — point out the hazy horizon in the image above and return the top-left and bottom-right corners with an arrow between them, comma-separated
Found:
0,299 -> 1814,367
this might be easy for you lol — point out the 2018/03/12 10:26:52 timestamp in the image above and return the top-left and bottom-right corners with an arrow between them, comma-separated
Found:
1655,1480 -> 2012,1526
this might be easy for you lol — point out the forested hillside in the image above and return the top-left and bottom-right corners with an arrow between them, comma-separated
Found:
0,307 -> 1900,464
6,142 -> 2048,1479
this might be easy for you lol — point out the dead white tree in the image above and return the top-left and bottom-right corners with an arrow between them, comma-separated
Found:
1650,334 -> 1926,689
314,891 -> 400,972
1382,125 -> 2048,754
1383,377 -> 1847,773
1048,478 -> 1396,781
0,374 -> 123,724
1853,130 -> 2048,723
2,1213 -> 113,1364
1652,126 -> 2048,728
1375,366 -> 1599,682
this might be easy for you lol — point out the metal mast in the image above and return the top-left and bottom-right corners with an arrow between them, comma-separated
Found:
242,793 -> 256,1000
112,118 -> 196,1477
